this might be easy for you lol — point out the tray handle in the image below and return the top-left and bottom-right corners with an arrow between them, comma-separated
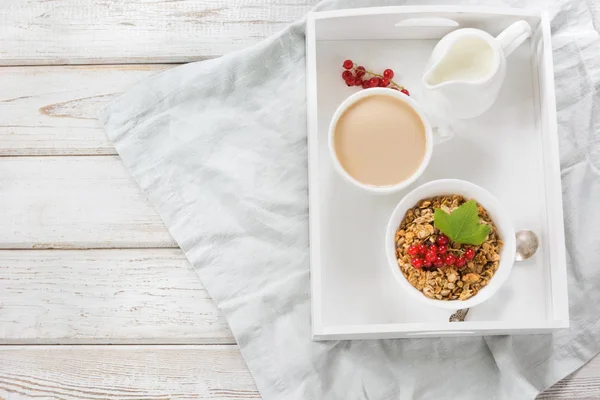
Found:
394,18 -> 459,28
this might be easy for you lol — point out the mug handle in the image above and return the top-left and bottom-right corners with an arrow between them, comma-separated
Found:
496,20 -> 532,57
429,114 -> 454,145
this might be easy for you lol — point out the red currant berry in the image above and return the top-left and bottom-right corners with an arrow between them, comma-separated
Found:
400,88 -> 410,96
423,259 -> 432,268
361,80 -> 369,89
437,245 -> 447,255
465,248 -> 476,260
411,257 -> 424,269
368,77 -> 380,87
343,59 -> 353,70
425,250 -> 437,263
456,256 -> 467,268
436,235 -> 449,246
383,69 -> 394,79
356,66 -> 366,78
354,77 -> 363,86
342,70 -> 353,80
391,86 -> 399,90
407,245 -> 419,257
433,256 -> 444,268
381,77 -> 390,87
445,254 -> 456,266
345,78 -> 355,87
428,244 -> 438,254
417,244 -> 427,256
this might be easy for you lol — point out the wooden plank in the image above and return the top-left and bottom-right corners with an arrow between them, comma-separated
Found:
0,0 -> 314,65
0,344 -> 596,399
0,249 -> 233,344
0,345 -> 259,399
0,65 -> 171,156
0,250 -> 597,396
0,156 -> 176,249
539,356 -> 600,399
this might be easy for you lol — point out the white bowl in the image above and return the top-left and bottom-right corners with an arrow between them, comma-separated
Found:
385,179 -> 516,310
328,88 -> 434,195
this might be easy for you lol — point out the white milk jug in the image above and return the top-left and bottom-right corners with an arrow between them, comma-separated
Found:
422,21 -> 532,120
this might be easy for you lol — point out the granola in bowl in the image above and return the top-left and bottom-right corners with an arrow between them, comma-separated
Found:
394,194 -> 503,301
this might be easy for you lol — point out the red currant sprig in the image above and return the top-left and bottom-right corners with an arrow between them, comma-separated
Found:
341,59 -> 410,95
406,234 -> 476,270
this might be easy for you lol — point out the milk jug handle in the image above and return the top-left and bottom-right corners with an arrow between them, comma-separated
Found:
496,21 -> 532,57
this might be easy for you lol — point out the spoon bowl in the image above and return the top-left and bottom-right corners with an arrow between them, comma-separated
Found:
515,230 -> 539,261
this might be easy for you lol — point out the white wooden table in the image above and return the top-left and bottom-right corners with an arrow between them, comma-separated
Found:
0,1 -> 597,398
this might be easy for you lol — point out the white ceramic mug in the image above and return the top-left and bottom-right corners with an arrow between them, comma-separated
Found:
385,179 -> 516,310
328,88 -> 451,195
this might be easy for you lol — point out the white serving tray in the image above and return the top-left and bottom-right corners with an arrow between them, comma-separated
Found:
306,7 -> 569,340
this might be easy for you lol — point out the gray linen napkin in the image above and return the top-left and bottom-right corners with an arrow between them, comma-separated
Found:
101,0 -> 600,398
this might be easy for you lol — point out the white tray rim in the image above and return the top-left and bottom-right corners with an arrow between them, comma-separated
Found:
306,6 -> 569,340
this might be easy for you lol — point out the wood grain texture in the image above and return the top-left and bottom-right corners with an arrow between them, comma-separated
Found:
0,345 -> 259,399
539,357 -> 600,399
0,249 -> 233,344
0,344 -> 597,399
0,65 -> 172,156
0,0 -> 314,65
0,156 -> 175,249
0,0 -> 597,397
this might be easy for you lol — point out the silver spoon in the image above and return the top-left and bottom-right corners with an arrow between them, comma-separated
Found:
449,230 -> 539,322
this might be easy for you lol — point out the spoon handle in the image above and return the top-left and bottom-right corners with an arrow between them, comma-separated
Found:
449,308 -> 469,322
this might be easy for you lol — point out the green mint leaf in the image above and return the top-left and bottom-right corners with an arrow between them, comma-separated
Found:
433,200 -> 491,245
